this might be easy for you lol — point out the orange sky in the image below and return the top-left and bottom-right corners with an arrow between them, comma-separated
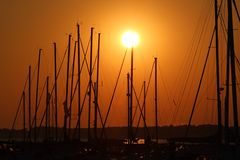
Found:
1,0 -> 239,129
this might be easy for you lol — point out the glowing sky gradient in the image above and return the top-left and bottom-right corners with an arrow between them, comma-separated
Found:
1,0 -> 238,129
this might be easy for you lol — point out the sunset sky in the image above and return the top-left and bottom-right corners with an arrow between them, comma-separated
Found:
1,0 -> 239,129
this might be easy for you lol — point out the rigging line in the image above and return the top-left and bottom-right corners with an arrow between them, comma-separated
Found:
218,0 -> 228,85
132,82 -> 144,122
69,41 -> 77,131
69,54 -> 106,133
30,57 -> 39,84
180,6 -> 214,121
9,92 -> 24,141
133,84 -> 144,124
235,56 -> 240,85
73,82 -> 89,136
56,46 -> 68,79
80,36 -> 91,75
236,55 -> 240,72
179,0 -> 217,109
219,14 -> 227,42
233,0 -> 240,22
21,69 -> 31,95
172,1 -> 214,124
158,65 -> 175,123
9,66 -> 31,134
173,27 -> 201,104
181,13 -> 214,121
13,41 -> 67,139
131,81 -> 143,124
31,78 -> 47,128
171,16 -> 208,123
96,102 -> 105,130
70,78 -> 105,138
145,61 -> 155,96
73,81 -> 107,137
29,44 -> 68,140
185,27 -> 216,137
132,83 -> 150,139
47,35 -> 89,107
171,25 -> 207,123
134,60 -> 154,126
132,61 -> 155,137
100,49 -> 128,138
47,45 -> 68,101
92,51 -> 99,74
173,0 -> 213,103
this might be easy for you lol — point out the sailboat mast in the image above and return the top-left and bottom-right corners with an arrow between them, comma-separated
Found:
154,57 -> 158,143
77,24 -> 81,141
94,82 -> 97,139
214,0 -> 222,142
127,73 -> 131,144
28,65 -> 31,141
130,48 -> 134,143
53,42 -> 58,141
69,41 -> 77,135
23,91 -> 26,142
88,27 -> 94,142
227,0 -> 239,143
94,33 -> 101,139
143,81 -> 147,142
64,34 -> 71,141
45,76 -> 49,140
34,49 -> 42,142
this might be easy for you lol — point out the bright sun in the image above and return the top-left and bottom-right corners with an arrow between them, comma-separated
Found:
122,31 -> 139,48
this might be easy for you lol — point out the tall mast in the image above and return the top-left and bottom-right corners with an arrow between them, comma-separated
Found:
225,8 -> 231,143
28,65 -> 31,141
143,81 -> 147,142
154,57 -> 158,143
45,76 -> 49,140
130,47 -> 134,143
53,42 -> 58,141
227,0 -> 238,143
88,27 -> 94,142
69,41 -> 77,136
23,91 -> 26,142
127,73 -> 131,144
77,24 -> 81,141
34,49 -> 42,142
94,33 -> 101,139
94,82 -> 97,139
214,0 -> 222,143
64,34 -> 71,141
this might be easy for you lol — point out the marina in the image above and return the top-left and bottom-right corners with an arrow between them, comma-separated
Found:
1,0 -> 240,159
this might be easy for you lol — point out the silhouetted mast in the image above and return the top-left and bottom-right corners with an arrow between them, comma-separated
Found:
28,65 -> 31,141
34,49 -> 42,142
53,42 -> 58,141
143,81 -> 147,142
227,0 -> 238,143
94,33 -> 101,139
88,27 -> 94,142
127,73 -> 131,144
45,76 -> 49,140
130,47 -> 134,144
23,91 -> 26,142
69,41 -> 77,135
77,24 -> 81,141
154,57 -> 158,143
214,0 -> 222,143
94,82 -> 98,139
64,34 -> 71,141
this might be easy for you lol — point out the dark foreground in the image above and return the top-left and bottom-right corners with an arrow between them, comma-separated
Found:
0,140 -> 240,160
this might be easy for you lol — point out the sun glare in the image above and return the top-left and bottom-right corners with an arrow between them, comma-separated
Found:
122,31 -> 139,48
